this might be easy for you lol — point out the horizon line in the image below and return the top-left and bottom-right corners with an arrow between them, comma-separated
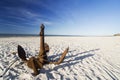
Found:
0,33 -> 114,37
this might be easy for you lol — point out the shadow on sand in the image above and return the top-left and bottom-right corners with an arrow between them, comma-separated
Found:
39,48 -> 100,79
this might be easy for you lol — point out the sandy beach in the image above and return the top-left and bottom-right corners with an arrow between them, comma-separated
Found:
0,36 -> 120,80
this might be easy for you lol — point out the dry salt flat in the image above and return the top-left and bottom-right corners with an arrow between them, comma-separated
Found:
0,36 -> 120,80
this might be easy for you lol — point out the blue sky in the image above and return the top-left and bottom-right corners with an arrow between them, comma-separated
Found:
0,0 -> 120,35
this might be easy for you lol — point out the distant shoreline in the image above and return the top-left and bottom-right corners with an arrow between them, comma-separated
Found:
0,34 -> 38,37
0,34 -> 114,38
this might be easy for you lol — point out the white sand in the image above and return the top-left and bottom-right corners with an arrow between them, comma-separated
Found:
0,36 -> 120,80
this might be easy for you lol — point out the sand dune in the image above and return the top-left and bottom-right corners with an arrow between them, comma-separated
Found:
0,37 -> 120,80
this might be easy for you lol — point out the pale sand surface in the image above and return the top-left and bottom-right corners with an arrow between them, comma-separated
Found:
0,36 -> 120,80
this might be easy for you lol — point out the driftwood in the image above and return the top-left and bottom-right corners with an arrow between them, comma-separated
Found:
18,24 -> 69,76
0,52 -> 19,77
0,57 -> 18,77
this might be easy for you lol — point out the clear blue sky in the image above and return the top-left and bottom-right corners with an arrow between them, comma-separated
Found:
0,0 -> 120,35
